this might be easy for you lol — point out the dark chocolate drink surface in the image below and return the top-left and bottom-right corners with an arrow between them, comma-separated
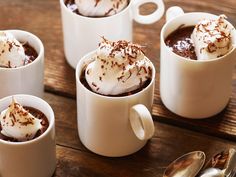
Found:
23,43 -> 38,65
165,26 -> 197,60
0,107 -> 49,142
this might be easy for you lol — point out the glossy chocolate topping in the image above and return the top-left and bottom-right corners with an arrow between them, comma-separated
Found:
165,26 -> 197,60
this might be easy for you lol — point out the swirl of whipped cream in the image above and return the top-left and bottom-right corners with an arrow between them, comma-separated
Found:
0,98 -> 42,142
74,0 -> 128,17
191,15 -> 234,60
85,38 -> 153,95
0,31 -> 28,68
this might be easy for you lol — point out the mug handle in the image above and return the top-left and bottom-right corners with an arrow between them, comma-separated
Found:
132,0 -> 165,24
129,104 -> 155,140
166,6 -> 184,22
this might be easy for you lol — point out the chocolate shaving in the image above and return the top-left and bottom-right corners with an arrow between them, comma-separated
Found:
12,113 -> 16,122
126,69 -> 132,80
19,120 -> 34,126
86,69 -> 90,75
8,42 -> 13,52
11,119 -> 15,126
137,66 -> 148,75
104,8 -> 115,16
117,75 -> 124,81
92,82 -> 97,87
23,112 -> 28,116
94,0 -> 101,7
8,61 -> 11,68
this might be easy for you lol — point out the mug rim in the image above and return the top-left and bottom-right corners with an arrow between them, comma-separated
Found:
60,0 -> 132,20
76,50 -> 156,100
0,94 -> 55,146
0,30 -> 44,71
161,12 -> 236,63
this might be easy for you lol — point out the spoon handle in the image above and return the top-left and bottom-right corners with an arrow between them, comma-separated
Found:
229,169 -> 236,177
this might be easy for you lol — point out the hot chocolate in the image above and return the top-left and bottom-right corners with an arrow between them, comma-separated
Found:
0,99 -> 49,142
22,43 -> 38,65
165,26 -> 197,60
0,31 -> 38,68
80,38 -> 153,97
165,15 -> 233,60
65,0 -> 129,17
80,71 -> 151,97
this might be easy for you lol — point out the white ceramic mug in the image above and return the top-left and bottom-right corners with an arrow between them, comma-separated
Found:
60,0 -> 165,68
76,51 -> 155,157
0,94 -> 56,177
0,30 -> 44,99
160,7 -> 236,119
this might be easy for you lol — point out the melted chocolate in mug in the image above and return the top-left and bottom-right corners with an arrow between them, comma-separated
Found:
165,26 -> 197,60
0,107 -> 49,142
80,69 -> 152,97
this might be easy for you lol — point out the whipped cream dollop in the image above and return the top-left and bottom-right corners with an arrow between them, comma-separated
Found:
0,98 -> 42,142
74,0 -> 129,17
85,38 -> 153,95
0,31 -> 28,68
191,15 -> 234,60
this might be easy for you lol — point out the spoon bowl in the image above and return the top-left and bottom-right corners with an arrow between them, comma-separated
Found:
198,168 -> 224,177
163,151 -> 206,177
198,148 -> 236,177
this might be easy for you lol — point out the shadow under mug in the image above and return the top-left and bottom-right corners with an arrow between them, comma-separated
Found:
0,94 -> 56,177
0,30 -> 44,99
76,51 -> 156,157
60,0 -> 165,68
160,7 -> 236,119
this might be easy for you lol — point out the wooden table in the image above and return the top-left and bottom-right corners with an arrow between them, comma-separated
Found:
1,0 -> 236,176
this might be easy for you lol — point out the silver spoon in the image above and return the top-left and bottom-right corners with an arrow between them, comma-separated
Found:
163,151 -> 206,177
198,168 -> 224,177
198,148 -> 236,177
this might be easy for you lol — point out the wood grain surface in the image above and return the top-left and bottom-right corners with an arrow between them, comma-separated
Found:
43,92 -> 236,177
